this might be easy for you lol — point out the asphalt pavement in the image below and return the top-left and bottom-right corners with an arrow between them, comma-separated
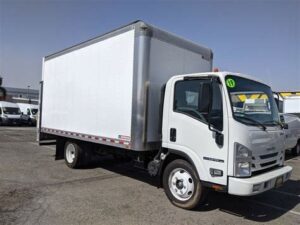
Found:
0,127 -> 299,225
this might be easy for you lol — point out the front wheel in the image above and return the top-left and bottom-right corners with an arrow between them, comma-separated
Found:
292,141 -> 300,156
163,159 -> 207,209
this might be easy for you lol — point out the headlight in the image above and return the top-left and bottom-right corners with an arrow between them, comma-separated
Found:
234,143 -> 252,177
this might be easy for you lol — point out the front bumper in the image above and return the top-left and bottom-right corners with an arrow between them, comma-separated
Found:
228,166 -> 292,196
1,118 -> 21,125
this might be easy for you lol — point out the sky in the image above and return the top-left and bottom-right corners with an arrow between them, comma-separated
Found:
0,0 -> 299,91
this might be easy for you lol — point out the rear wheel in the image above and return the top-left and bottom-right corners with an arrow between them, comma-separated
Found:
163,159 -> 206,209
292,141 -> 300,156
64,141 -> 86,168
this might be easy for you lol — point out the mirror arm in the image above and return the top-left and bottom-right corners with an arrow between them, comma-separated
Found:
207,78 -> 222,134
207,78 -> 213,129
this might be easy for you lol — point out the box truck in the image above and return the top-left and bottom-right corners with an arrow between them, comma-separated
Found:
38,21 -> 292,209
0,101 -> 22,125
282,96 -> 300,118
274,92 -> 300,118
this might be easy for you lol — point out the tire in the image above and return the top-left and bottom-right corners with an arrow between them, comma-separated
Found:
292,141 -> 300,156
64,141 -> 86,169
163,159 -> 206,209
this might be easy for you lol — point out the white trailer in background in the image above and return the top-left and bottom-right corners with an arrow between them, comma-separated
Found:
283,96 -> 300,116
275,92 -> 300,118
39,21 -> 292,209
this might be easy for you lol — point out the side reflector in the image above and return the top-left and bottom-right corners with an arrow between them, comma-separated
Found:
212,184 -> 224,191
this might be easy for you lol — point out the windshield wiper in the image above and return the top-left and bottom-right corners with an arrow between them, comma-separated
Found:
235,116 -> 267,131
264,120 -> 283,128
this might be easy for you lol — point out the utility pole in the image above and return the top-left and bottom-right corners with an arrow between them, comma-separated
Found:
0,76 -> 6,100
27,85 -> 30,100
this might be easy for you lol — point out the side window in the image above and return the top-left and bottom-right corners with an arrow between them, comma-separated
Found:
0,107 -> 2,115
174,80 -> 211,123
27,108 -> 31,115
174,79 -> 223,131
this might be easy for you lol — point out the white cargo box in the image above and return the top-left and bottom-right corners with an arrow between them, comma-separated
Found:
283,97 -> 300,114
39,21 -> 213,151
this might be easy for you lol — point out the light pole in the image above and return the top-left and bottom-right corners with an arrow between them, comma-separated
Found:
27,85 -> 30,100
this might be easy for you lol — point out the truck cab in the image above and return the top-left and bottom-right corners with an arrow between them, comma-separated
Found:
160,72 -> 292,208
0,101 -> 22,125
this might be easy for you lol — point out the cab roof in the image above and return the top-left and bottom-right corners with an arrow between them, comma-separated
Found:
173,71 -> 268,87
0,101 -> 19,108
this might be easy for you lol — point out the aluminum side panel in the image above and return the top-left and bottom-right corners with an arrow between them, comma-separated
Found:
146,38 -> 212,143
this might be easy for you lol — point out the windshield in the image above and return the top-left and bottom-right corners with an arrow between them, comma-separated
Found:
31,108 -> 38,115
225,75 -> 280,126
3,107 -> 21,115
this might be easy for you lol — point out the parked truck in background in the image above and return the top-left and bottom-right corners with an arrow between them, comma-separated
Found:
38,21 -> 292,209
0,101 -> 22,125
282,96 -> 300,118
280,113 -> 300,156
274,92 -> 300,118
18,103 -> 39,126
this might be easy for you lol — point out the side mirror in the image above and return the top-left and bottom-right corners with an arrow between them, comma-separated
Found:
283,123 -> 288,129
215,132 -> 224,146
209,124 -> 224,146
279,115 -> 285,123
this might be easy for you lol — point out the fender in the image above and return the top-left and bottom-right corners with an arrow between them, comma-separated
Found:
161,149 -> 199,178
159,144 -> 209,183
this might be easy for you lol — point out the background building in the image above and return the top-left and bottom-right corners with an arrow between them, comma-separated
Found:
0,76 -> 39,104
4,87 -> 39,104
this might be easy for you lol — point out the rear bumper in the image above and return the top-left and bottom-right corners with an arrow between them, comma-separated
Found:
228,166 -> 292,196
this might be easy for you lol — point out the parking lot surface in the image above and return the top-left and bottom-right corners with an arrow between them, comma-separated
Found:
0,127 -> 299,225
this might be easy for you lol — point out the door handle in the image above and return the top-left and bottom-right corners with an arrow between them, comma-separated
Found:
170,128 -> 176,142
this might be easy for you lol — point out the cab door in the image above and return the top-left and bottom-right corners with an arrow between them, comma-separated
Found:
164,77 -> 228,185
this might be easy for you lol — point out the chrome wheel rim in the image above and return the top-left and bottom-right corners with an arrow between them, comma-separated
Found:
168,168 -> 194,201
66,143 -> 76,163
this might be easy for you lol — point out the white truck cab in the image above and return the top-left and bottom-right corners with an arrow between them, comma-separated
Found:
0,101 -> 22,125
161,72 -> 292,202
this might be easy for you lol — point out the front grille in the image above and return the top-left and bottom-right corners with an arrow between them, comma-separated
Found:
251,150 -> 282,173
260,160 -> 277,167
260,152 -> 278,159
252,165 -> 281,176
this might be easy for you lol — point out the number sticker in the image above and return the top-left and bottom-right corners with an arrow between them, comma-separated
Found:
226,78 -> 236,88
